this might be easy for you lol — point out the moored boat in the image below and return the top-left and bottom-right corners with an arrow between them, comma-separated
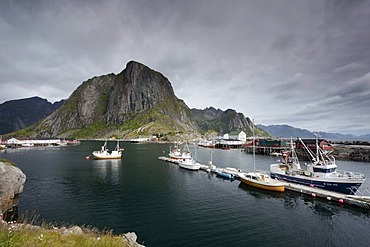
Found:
168,143 -> 192,161
239,120 -> 285,192
179,158 -> 201,171
239,172 -> 285,192
215,169 -> 235,179
270,137 -> 365,195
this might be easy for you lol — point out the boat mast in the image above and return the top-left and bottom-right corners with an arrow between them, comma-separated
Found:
253,119 -> 256,172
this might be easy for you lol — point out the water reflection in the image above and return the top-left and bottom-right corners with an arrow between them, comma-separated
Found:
238,182 -> 285,199
91,159 -> 121,184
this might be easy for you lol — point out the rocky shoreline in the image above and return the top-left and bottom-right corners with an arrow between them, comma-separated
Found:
332,144 -> 370,162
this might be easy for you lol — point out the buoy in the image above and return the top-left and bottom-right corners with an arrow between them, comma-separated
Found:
339,199 -> 344,204
327,197 -> 332,201
311,193 -> 316,198
85,156 -> 90,160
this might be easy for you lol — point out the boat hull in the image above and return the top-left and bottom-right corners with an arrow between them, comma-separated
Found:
270,172 -> 363,195
215,170 -> 234,179
179,164 -> 200,171
240,176 -> 285,192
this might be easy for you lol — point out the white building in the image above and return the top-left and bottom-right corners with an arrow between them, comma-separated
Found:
223,131 -> 247,143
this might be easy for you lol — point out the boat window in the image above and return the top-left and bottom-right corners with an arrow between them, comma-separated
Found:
313,167 -> 336,173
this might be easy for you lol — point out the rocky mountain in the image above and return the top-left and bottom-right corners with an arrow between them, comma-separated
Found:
19,61 -> 198,139
0,97 -> 64,135
191,107 -> 270,137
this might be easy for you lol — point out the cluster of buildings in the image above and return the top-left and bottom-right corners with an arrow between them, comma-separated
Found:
198,130 -> 334,154
0,137 -> 80,148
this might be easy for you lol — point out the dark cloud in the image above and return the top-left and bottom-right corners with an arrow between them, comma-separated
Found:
0,0 -> 369,134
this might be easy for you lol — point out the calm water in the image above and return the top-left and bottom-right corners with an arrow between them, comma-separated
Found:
1,142 -> 370,246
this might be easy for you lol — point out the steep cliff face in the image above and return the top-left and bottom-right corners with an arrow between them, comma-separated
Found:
105,61 -> 185,124
29,61 -> 198,138
0,97 -> 64,135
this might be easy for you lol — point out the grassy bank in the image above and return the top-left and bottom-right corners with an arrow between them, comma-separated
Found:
0,222 -> 131,247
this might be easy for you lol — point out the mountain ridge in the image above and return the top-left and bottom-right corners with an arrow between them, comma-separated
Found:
258,124 -> 370,140
0,97 -> 64,135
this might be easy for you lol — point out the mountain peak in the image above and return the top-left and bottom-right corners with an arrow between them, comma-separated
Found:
23,61 -> 197,139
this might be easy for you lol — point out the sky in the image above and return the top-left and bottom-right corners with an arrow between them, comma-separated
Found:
1,0 -> 370,135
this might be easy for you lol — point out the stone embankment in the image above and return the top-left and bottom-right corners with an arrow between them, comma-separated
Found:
332,143 -> 370,162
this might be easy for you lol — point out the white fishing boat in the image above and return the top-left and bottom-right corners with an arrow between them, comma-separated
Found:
270,136 -> 365,195
92,141 -> 123,160
168,143 -> 192,161
239,120 -> 285,192
179,158 -> 201,171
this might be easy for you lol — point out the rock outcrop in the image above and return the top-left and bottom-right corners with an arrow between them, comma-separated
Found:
0,160 -> 26,216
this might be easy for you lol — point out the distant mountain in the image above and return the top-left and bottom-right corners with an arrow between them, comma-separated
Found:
258,124 -> 370,140
191,107 -> 270,137
16,61 -> 198,139
0,97 -> 64,135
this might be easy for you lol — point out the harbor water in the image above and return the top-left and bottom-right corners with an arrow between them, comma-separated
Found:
1,141 -> 370,246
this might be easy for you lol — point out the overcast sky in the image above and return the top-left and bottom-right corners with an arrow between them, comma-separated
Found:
1,0 -> 370,135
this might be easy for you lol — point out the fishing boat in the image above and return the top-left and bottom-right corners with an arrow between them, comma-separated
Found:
179,158 -> 201,171
168,143 -> 192,161
239,120 -> 285,192
270,137 -> 365,195
92,141 -> 123,160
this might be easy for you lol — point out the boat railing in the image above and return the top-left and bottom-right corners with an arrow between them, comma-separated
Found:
336,170 -> 366,179
351,181 -> 370,197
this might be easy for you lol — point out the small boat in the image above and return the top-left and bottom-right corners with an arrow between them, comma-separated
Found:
215,169 -> 235,179
270,136 -> 365,195
239,119 -> 285,192
179,158 -> 201,171
92,141 -> 123,160
130,137 -> 149,143
222,167 -> 244,178
239,172 -> 285,192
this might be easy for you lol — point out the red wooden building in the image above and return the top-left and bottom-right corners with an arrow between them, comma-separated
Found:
295,138 -> 334,152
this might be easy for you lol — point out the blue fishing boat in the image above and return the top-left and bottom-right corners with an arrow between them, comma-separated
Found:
270,137 -> 365,195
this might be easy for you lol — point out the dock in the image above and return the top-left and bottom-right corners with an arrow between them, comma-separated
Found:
158,156 -> 370,210
284,182 -> 370,210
